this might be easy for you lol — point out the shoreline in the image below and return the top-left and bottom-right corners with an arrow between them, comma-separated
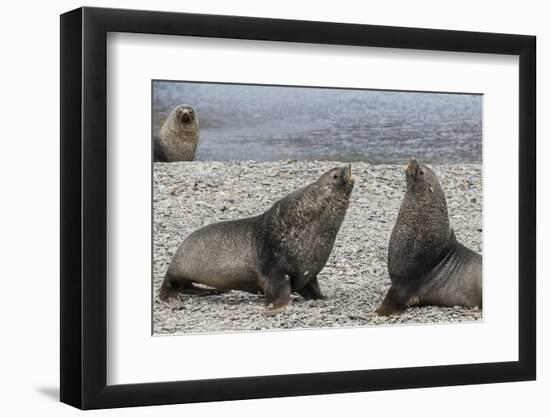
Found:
153,160 -> 482,334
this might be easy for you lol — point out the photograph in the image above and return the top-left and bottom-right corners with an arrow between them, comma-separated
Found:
53,3 -> 538,412
152,81 -> 483,335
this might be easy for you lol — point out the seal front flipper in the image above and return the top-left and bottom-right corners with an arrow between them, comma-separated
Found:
297,276 -> 326,300
153,136 -> 170,162
263,269 -> 292,316
375,279 -> 415,316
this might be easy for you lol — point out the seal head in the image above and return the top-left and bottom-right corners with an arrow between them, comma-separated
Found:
174,105 -> 196,125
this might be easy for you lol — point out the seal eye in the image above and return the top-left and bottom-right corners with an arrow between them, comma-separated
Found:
333,173 -> 339,179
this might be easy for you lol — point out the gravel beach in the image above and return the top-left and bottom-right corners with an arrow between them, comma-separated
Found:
153,161 -> 482,334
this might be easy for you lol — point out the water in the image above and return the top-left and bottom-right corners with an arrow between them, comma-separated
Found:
152,81 -> 482,164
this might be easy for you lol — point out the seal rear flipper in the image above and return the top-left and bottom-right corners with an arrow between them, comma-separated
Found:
158,279 -> 185,309
159,275 -> 227,303
159,279 -> 180,302
177,285 -> 228,296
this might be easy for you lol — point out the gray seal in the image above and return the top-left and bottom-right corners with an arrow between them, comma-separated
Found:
154,104 -> 199,162
376,157 -> 482,316
159,165 -> 355,315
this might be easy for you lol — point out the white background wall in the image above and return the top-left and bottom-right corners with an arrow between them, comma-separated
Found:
0,0 -> 545,415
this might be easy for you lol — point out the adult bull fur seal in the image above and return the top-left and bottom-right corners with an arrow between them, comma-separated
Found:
154,104 -> 199,162
159,165 -> 355,315
376,157 -> 482,316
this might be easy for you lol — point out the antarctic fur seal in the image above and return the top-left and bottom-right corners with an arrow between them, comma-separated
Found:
376,157 -> 482,316
154,104 -> 199,162
159,165 -> 355,315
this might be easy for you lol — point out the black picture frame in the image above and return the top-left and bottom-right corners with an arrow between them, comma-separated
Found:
60,6 -> 536,410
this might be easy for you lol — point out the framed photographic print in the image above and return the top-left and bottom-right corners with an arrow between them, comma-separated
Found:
60,6 -> 536,409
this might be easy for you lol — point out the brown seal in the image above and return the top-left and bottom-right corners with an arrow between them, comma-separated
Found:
159,165 -> 355,315
376,157 -> 482,316
154,104 -> 199,162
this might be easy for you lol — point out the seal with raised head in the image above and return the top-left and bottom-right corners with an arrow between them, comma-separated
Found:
376,157 -> 482,316
159,165 -> 355,315
154,104 -> 199,162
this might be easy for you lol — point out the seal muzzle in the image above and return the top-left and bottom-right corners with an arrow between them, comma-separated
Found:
407,156 -> 418,170
342,164 -> 354,185
406,156 -> 425,184
180,111 -> 192,123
